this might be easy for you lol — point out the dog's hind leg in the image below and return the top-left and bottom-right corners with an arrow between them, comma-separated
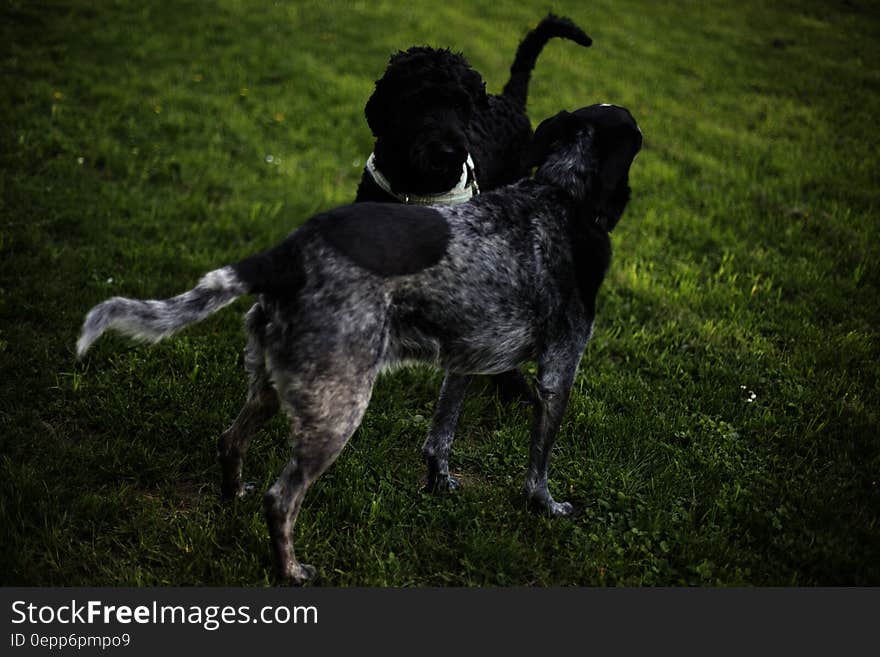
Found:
523,339 -> 587,517
423,372 -> 471,492
217,385 -> 278,500
264,370 -> 377,585
218,304 -> 279,499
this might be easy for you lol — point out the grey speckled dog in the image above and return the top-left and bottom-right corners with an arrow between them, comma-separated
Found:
77,104 -> 642,585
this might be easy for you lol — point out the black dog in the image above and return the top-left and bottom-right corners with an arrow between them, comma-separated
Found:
77,104 -> 642,584
357,14 -> 592,406
356,13 -> 592,203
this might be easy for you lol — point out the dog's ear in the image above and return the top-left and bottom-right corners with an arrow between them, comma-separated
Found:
462,66 -> 488,108
596,123 -> 641,200
365,85 -> 390,137
582,106 -> 642,230
365,50 -> 412,137
527,110 -> 577,168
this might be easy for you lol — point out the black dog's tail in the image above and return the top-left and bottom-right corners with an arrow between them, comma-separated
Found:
502,14 -> 592,107
76,240 -> 303,358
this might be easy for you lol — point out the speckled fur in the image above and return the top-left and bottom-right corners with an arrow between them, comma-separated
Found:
77,105 -> 642,585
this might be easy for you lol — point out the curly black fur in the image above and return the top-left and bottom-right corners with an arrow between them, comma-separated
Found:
355,14 -> 592,200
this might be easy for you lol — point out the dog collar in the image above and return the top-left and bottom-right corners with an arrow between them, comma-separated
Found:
365,152 -> 480,205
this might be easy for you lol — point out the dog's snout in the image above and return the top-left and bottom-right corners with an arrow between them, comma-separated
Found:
427,141 -> 467,171
435,143 -> 459,157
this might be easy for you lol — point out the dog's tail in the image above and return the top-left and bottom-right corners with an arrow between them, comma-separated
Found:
76,266 -> 249,358
76,240 -> 303,358
502,14 -> 592,108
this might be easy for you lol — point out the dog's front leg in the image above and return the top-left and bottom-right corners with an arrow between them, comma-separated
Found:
423,372 -> 471,492
524,343 -> 585,517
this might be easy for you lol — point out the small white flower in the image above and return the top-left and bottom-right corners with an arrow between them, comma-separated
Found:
106,277 -> 114,284
77,157 -> 84,165
265,154 -> 274,163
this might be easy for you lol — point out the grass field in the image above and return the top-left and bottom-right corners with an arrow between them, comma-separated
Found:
1,0 -> 878,586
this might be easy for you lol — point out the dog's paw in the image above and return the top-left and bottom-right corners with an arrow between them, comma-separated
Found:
426,473 -> 461,493
220,481 -> 259,501
526,490 -> 575,518
547,500 -> 574,518
281,563 -> 319,587
440,473 -> 462,492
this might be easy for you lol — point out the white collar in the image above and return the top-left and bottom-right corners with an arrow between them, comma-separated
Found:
365,152 -> 479,205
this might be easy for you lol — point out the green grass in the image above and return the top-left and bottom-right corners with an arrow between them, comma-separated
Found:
1,0 -> 878,586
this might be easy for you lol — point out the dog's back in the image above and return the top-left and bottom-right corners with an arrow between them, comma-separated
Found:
245,184 -> 597,379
